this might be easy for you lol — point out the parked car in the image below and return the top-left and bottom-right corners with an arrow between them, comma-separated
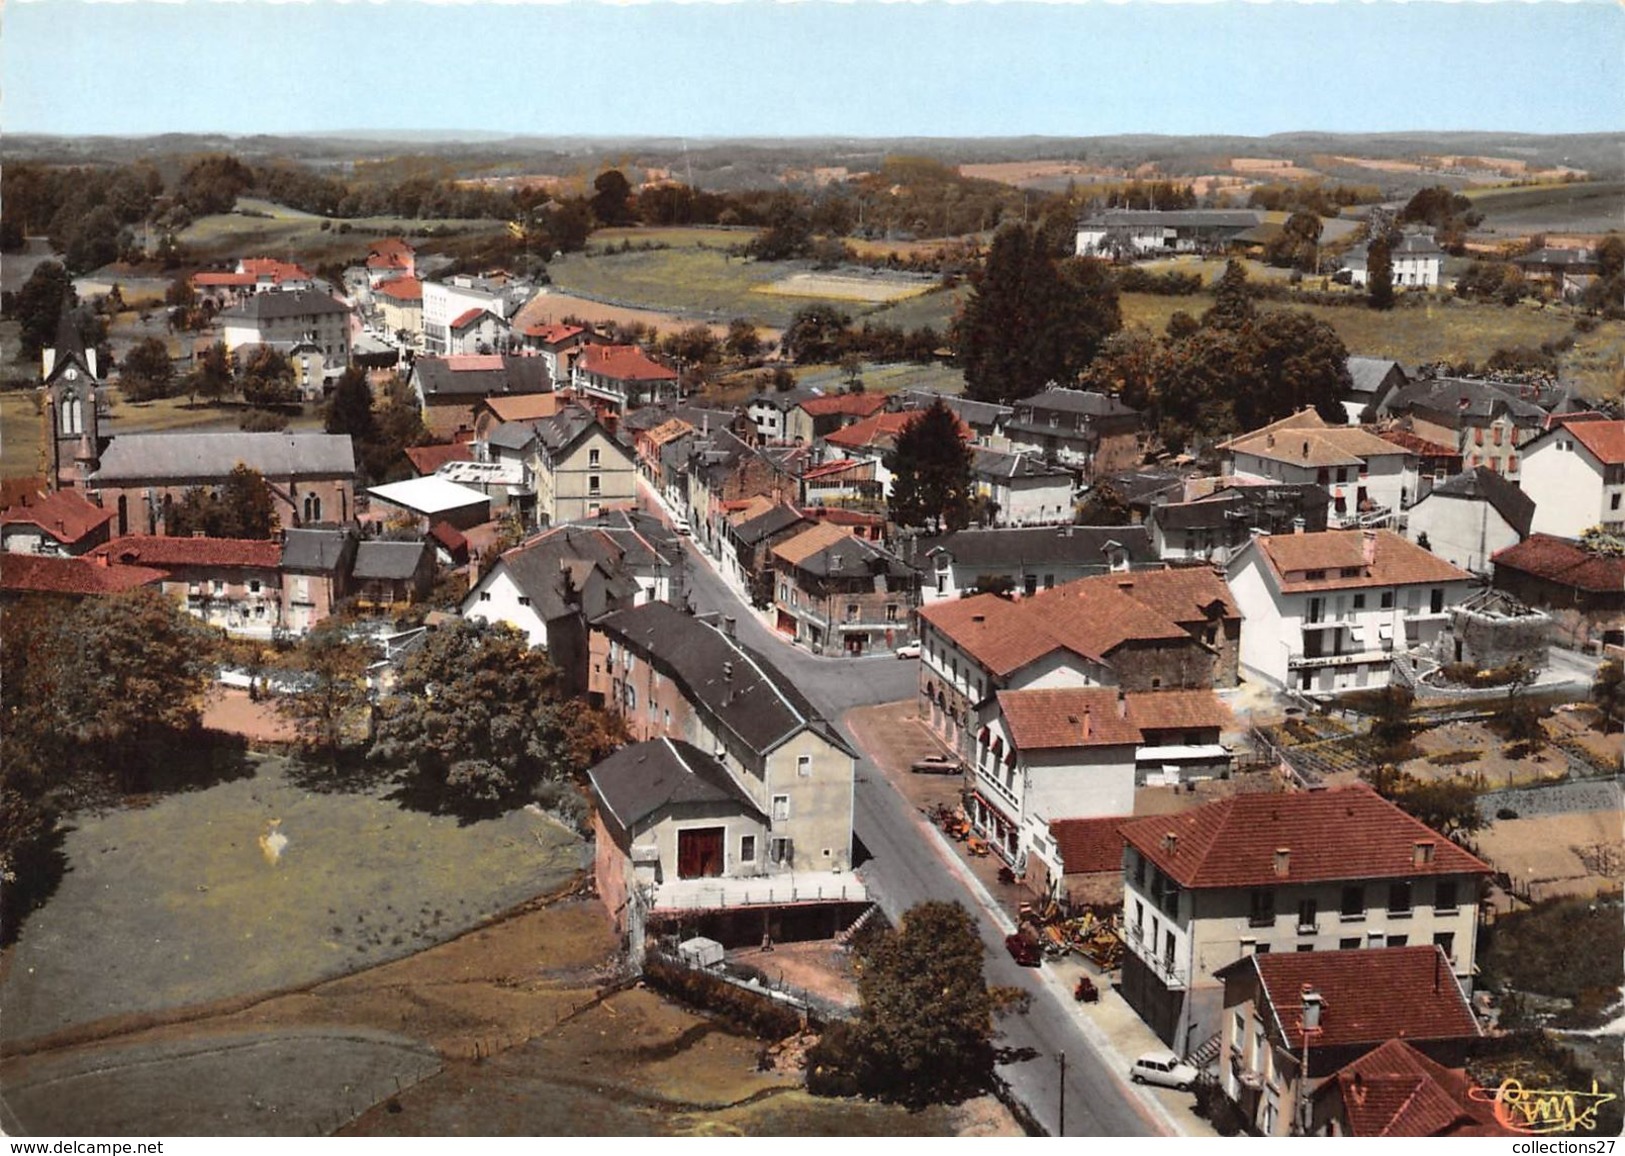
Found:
1004,932 -> 1042,967
909,754 -> 957,775
1129,1051 -> 1199,1091
894,642 -> 921,659
670,515 -> 691,536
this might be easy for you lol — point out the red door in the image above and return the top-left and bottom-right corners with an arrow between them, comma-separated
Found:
677,827 -> 725,879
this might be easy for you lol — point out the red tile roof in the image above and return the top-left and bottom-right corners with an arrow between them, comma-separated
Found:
1123,689 -> 1235,734
1255,529 -> 1471,593
2,553 -> 165,595
521,321 -> 587,344
1234,947 -> 1481,1052
576,344 -> 678,382
919,568 -> 1236,678
404,442 -> 475,476
369,237 -> 414,257
482,395 -> 562,424
825,410 -> 972,452
93,535 -> 283,569
1222,409 -> 1409,468
239,258 -> 311,283
1377,429 -> 1460,458
0,489 -> 115,545
1318,1038 -> 1512,1137
996,687 -> 1142,749
1558,417 -> 1625,465
429,520 -> 470,563
1492,533 -> 1625,592
802,457 -> 868,481
374,275 -> 423,301
1049,816 -> 1128,875
796,393 -> 889,419
193,271 -> 257,287
443,354 -> 506,372
1120,785 -> 1490,889
450,307 -> 498,331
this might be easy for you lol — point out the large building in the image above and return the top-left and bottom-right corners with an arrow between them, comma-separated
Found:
1517,417 -> 1625,539
1117,786 -> 1490,1057
1221,410 -> 1411,529
1074,210 -> 1261,258
218,289 -> 352,361
1227,528 -> 1474,692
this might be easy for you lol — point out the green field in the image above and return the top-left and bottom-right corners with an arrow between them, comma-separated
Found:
793,361 -> 966,396
177,205 -> 510,266
1118,291 -> 1625,400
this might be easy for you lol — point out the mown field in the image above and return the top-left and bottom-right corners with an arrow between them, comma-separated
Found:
1464,180 -> 1625,236
177,201 -> 510,266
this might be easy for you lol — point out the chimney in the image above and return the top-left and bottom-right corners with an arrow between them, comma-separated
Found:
1301,985 -> 1323,1032
1117,688 -> 1128,718
1117,578 -> 1134,592
1274,847 -> 1291,877
1350,1072 -> 1367,1107
722,661 -> 733,682
1162,832 -> 1178,854
1292,517 -> 1305,535
1413,840 -> 1435,867
1080,708 -> 1092,739
1302,440 -> 1310,458
723,616 -> 736,639
1361,529 -> 1378,566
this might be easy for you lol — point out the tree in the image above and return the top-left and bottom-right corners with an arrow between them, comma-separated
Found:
63,205 -> 121,274
885,402 -> 973,533
116,337 -> 175,402
278,623 -> 372,767
1076,481 -> 1131,526
1239,310 -> 1352,430
1592,660 -> 1625,735
590,169 -> 636,228
781,303 -> 852,365
13,262 -> 75,357
748,193 -> 815,262
1366,236 -> 1395,311
957,223 -> 1121,403
1265,211 -> 1323,272
324,366 -> 378,445
239,346 -> 298,407
724,318 -> 764,362
1202,259 -> 1256,330
370,620 -> 578,817
807,901 -> 1000,1107
168,464 -> 278,539
186,341 -> 234,406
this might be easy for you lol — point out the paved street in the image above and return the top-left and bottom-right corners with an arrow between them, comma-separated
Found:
655,496 -> 1170,1136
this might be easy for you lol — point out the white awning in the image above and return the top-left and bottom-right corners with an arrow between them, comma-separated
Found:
1136,744 -> 1231,763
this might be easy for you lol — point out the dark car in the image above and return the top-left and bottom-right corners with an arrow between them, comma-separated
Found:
1004,933 -> 1042,967
910,754 -> 957,775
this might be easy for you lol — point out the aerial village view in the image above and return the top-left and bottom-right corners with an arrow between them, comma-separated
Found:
0,0 -> 1620,1146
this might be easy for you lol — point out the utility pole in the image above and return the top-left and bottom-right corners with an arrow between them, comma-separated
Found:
1057,1050 -> 1067,1136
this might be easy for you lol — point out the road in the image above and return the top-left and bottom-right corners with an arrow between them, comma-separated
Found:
661,505 -> 1164,1136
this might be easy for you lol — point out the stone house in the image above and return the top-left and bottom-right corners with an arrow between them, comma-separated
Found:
349,540 -> 436,609
0,489 -> 115,556
218,288 -> 351,361
280,527 -> 357,635
919,524 -> 1156,604
768,523 -> 920,655
92,535 -> 285,638
530,404 -> 638,527
970,449 -> 1075,527
1220,410 -> 1411,529
1003,388 -> 1143,479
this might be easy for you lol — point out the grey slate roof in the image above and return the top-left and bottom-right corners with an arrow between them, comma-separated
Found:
352,540 -> 431,581
971,448 -> 1073,481
1423,466 -> 1537,538
536,404 -> 600,454
92,432 -> 356,483
218,289 -> 350,322
1153,484 -> 1332,532
415,355 -> 552,398
787,534 -> 915,581
495,524 -> 657,623
1078,209 -> 1260,229
281,528 -> 356,573
1384,377 -> 1565,424
927,525 -> 1156,569
1393,233 -> 1443,257
1014,388 -> 1137,418
733,504 -> 810,547
487,422 -> 541,452
898,390 -> 1012,429
594,601 -> 851,758
588,738 -> 764,830
1347,357 -> 1406,398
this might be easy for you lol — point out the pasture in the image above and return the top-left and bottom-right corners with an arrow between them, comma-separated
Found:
758,271 -> 935,304
177,203 -> 509,266
1464,180 -> 1625,236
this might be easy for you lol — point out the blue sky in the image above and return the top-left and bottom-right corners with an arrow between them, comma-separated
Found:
4,1 -> 1620,138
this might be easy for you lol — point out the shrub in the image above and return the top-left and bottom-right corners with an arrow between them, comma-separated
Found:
1496,807 -> 1520,821
642,955 -> 803,1041
1427,750 -> 1481,767
239,407 -> 291,432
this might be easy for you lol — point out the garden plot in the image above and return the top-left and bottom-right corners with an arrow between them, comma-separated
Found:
0,754 -> 584,1043
1477,809 -> 1625,903
757,272 -> 935,304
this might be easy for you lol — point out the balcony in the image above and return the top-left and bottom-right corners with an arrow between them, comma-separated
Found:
1297,920 -> 1320,936
1287,647 -> 1395,671
1247,914 -> 1275,929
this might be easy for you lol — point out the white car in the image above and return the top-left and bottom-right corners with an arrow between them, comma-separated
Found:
670,516 -> 691,536
894,642 -> 921,659
1129,1051 -> 1199,1091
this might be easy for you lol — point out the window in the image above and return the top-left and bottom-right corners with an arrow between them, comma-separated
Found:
212,580 -> 225,595
1613,494 -> 1622,512
1435,880 -> 1459,913
1352,593 -> 1365,610
1430,588 -> 1445,614
1433,931 -> 1455,959
588,475 -> 601,497
1388,935 -> 1409,948
797,755 -> 811,778
1253,943 -> 1271,955
1249,889 -> 1275,927
845,603 -> 859,623
885,604 -> 899,622
588,448 -> 600,468
1339,937 -> 1361,950
1305,569 -> 1327,580
1297,944 -> 1315,952
1381,591 -> 1394,610
1341,885 -> 1365,919
1389,880 -> 1413,916
1023,575 -> 1038,596
1297,898 -> 1318,932
1044,574 -> 1055,589
772,795 -> 790,821
250,580 -> 262,594
518,596 -> 531,607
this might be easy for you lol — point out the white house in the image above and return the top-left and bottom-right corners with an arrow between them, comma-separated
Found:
1516,417 -> 1625,539
975,687 -> 1140,869
1342,232 -> 1443,289
422,275 -> 522,355
1220,409 -> 1411,529
1226,528 -> 1474,692
1404,466 -> 1535,575
1074,210 -> 1261,258
970,449 -> 1075,526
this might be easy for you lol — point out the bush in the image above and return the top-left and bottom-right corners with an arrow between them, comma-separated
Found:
1427,749 -> 1481,767
1496,807 -> 1520,821
642,955 -> 803,1041
239,407 -> 291,432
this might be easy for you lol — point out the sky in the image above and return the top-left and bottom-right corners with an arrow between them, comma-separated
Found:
3,0 -> 1621,139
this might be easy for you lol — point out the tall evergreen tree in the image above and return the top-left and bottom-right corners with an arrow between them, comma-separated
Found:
885,402 -> 973,533
324,366 -> 378,444
1202,259 -> 1256,329
957,223 -> 1121,403
1367,236 -> 1395,311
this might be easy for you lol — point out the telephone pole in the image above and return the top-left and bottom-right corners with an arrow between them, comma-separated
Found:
1057,1050 -> 1067,1135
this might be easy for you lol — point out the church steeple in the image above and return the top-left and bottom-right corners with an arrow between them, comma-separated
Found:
43,301 -> 102,490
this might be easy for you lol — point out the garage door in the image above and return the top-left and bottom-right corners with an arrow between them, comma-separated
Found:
677,827 -> 725,879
